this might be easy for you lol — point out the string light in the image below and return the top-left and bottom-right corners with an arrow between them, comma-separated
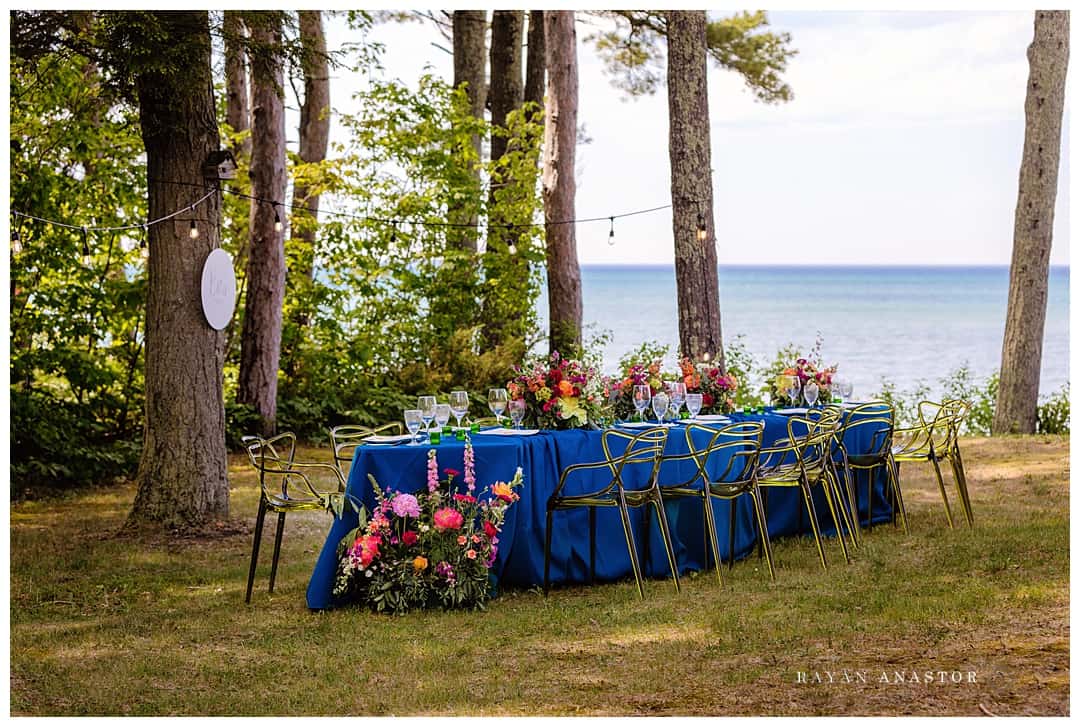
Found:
189,218 -> 199,239
11,227 -> 22,255
608,216 -> 615,245
390,221 -> 397,243
140,224 -> 147,249
696,212 -> 707,242
81,226 -> 90,262
273,203 -> 283,232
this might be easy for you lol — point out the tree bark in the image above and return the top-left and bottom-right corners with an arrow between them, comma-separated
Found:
488,10 -> 524,166
449,9 -> 487,253
994,10 -> 1069,435
524,10 -> 546,117
127,11 -> 229,530
223,11 -> 251,157
667,10 -> 725,370
294,10 -> 329,275
542,10 -> 583,355
238,12 -> 287,436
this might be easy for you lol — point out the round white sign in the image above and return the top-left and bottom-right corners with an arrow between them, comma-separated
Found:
200,248 -> 237,330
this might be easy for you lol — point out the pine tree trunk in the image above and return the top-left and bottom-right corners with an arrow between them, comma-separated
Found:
448,9 -> 487,253
223,11 -> 251,157
127,11 -> 229,530
294,10 -> 329,276
488,10 -> 524,166
667,10 -> 725,370
542,10 -> 583,355
993,10 -> 1069,435
238,12 -> 287,437
524,10 -> 546,118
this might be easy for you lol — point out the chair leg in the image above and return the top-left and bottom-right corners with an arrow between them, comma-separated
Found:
727,500 -> 737,571
641,500 -> 652,571
589,506 -> 597,585
951,445 -> 975,527
702,493 -> 724,585
245,498 -> 268,604
930,454 -> 956,529
801,482 -> 829,570
837,454 -> 861,546
268,511 -> 286,594
543,508 -> 554,596
820,471 -> 852,564
758,488 -> 769,561
750,488 -> 776,580
652,495 -> 681,593
615,492 -> 645,599
830,464 -> 859,551
885,453 -> 909,535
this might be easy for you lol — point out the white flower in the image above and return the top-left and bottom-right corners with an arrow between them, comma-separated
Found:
364,569 -> 373,577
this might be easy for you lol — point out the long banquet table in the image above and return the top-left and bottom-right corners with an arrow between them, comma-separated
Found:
306,409 -> 894,609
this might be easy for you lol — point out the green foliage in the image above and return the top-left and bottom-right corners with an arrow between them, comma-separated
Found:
1037,384 -> 1070,435
11,39 -> 149,490
585,10 -> 796,102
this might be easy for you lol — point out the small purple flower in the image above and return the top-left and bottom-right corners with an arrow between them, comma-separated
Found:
391,493 -> 421,518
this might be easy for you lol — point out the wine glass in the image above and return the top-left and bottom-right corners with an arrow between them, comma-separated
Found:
669,382 -> 687,419
841,378 -> 854,402
508,399 -> 526,429
651,392 -> 670,424
435,403 -> 451,431
803,380 -> 819,408
633,385 -> 650,422
686,392 -> 703,419
418,395 -> 437,433
449,390 -> 469,429
404,409 -> 423,445
785,375 -> 801,406
488,388 -> 508,424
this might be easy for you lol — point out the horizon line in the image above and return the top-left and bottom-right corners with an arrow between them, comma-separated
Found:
575,262 -> 1072,269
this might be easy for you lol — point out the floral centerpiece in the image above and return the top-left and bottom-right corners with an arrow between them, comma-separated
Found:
507,351 -> 605,429
333,440 -> 524,613
609,358 -> 665,421
677,357 -> 739,414
767,349 -> 837,406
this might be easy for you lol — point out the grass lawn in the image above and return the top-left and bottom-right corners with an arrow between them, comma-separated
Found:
9,435 -> 1069,716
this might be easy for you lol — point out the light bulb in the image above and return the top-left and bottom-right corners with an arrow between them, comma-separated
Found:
189,219 -> 199,239
508,243 -> 517,255
273,205 -> 283,232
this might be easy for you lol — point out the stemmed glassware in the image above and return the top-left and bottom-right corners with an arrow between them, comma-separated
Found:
669,382 -> 687,420
488,388 -> 508,425
803,380 -> 820,408
633,385 -> 651,422
840,378 -> 854,403
785,375 -> 801,406
686,392 -> 703,419
508,399 -> 526,429
651,392 -> 670,424
404,409 -> 423,445
418,396 -> 437,434
435,403 -> 451,431
449,390 -> 469,429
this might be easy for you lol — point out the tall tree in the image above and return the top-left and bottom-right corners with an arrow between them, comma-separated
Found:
223,11 -> 251,157
542,10 -> 583,355
238,12 -> 287,436
449,9 -> 487,253
524,10 -> 546,116
125,11 -> 229,529
488,10 -> 525,166
293,10 -> 330,283
994,10 -> 1069,435
667,11 -> 724,367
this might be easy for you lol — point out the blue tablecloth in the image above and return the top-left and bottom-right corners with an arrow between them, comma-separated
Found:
306,409 -> 893,609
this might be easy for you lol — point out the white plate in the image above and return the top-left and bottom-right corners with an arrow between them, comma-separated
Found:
363,434 -> 414,444
475,427 -> 539,436
618,421 -> 678,428
691,414 -> 731,421
773,407 -> 810,415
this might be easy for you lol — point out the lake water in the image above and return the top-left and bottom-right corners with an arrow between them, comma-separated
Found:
535,265 -> 1070,400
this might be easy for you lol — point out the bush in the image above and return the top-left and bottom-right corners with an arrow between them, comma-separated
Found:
1037,384 -> 1070,435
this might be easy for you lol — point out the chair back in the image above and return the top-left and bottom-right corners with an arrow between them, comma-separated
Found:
329,423 -> 404,480
683,421 -> 764,488
836,401 -> 895,458
942,399 -> 971,444
786,414 -> 840,482
242,432 -> 321,505
916,400 -> 958,455
600,427 -> 669,493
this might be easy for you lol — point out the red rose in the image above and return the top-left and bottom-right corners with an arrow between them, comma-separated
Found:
454,493 -> 477,504
549,368 -> 563,384
702,393 -> 715,407
483,521 -> 498,539
401,530 -> 419,546
443,468 -> 461,479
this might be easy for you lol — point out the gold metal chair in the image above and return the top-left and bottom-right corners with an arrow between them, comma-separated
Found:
242,432 -> 349,603
832,402 -> 908,535
657,421 -> 773,583
892,399 -> 973,528
543,427 -> 680,598
756,412 -> 852,569
329,422 -> 404,484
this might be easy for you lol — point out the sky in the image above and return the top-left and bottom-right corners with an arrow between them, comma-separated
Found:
315,10 -> 1070,267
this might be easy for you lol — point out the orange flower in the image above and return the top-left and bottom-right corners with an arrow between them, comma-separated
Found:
492,482 -> 516,503
457,535 -> 468,545
558,380 -> 574,397
412,556 -> 428,571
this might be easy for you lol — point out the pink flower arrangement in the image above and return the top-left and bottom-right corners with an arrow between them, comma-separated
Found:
391,493 -> 420,518
434,507 -> 465,531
